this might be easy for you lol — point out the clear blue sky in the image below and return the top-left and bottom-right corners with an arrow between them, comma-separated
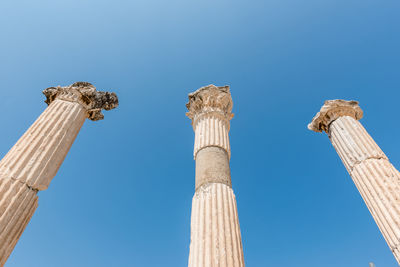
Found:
0,0 -> 399,266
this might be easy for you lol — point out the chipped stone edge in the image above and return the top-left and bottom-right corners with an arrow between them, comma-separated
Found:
308,99 -> 363,133
42,82 -> 119,121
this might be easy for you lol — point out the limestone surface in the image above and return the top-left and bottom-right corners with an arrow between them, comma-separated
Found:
0,82 -> 118,266
186,85 -> 245,267
309,99 -> 400,264
189,183 -> 244,267
195,147 -> 231,190
187,85 -> 233,159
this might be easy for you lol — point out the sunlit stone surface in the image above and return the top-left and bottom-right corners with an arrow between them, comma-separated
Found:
309,99 -> 400,265
0,82 -> 118,266
186,85 -> 245,267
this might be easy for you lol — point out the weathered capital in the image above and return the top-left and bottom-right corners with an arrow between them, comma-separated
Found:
43,82 -> 119,121
186,84 -> 234,125
308,99 -> 363,133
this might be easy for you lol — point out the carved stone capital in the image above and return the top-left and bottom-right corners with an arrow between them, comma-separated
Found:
308,99 -> 363,133
186,85 -> 234,125
43,82 -> 118,121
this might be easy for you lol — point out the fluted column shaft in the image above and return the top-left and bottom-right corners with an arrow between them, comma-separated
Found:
0,99 -> 87,190
330,116 -> 400,262
0,99 -> 86,265
187,85 -> 245,267
0,179 -> 38,264
193,113 -> 231,159
0,82 -> 118,265
309,100 -> 400,264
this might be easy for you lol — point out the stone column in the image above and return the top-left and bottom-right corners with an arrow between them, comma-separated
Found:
186,85 -> 245,267
308,100 -> 400,264
0,82 -> 118,265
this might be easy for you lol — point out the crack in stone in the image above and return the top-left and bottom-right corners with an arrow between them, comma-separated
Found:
349,156 -> 388,172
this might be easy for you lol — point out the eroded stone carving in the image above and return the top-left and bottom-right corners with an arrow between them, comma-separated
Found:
186,85 -> 234,158
308,99 -> 363,133
186,84 -> 234,123
43,82 -> 119,121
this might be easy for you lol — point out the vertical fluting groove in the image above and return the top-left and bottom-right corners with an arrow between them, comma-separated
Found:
205,118 -> 210,148
349,163 -> 396,249
0,100 -> 85,190
25,103 -> 77,183
331,120 -> 359,170
331,118 -> 397,241
37,106 -> 85,184
211,184 -> 218,266
2,194 -> 37,266
232,192 -> 244,264
353,162 -> 397,249
0,102 -> 56,172
209,117 -> 214,146
217,183 -> 227,267
193,116 -> 231,159
201,118 -> 206,151
22,102 -> 76,184
227,187 -> 239,266
367,161 -> 400,227
3,102 -> 69,188
222,126 -> 227,155
199,190 -> 205,267
219,184 -> 229,266
189,191 -> 198,267
223,184 -> 234,266
332,118 -> 399,222
7,100 -> 68,174
217,120 -> 222,148
0,100 -> 63,168
329,116 -> 400,264
344,117 -> 381,161
367,161 -> 400,236
188,184 -> 244,267
330,124 -> 352,172
0,178 -> 38,265
333,119 -> 360,168
27,103 -> 85,188
205,189 -> 211,265
330,117 -> 386,171
214,118 -> 219,148
0,97 -> 92,265
1,186 -> 36,260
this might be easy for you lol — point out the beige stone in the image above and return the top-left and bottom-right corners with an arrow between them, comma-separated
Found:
0,179 -> 38,265
195,147 -> 231,190
0,82 -> 118,265
186,85 -> 245,267
309,100 -> 400,264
